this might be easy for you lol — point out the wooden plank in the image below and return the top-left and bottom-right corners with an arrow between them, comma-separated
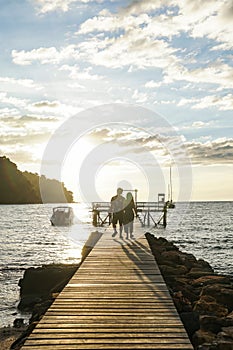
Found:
22,346 -> 193,350
22,345 -> 193,349
29,333 -> 191,339
34,327 -> 187,333
23,338 -> 192,345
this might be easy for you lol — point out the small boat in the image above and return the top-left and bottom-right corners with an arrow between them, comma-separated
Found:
167,200 -> 175,209
50,206 -> 74,226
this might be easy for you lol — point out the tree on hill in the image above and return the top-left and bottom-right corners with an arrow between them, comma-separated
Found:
24,172 -> 73,203
0,156 -> 73,204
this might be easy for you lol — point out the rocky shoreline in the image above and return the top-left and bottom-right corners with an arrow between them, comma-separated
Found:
3,232 -> 233,350
146,232 -> 233,350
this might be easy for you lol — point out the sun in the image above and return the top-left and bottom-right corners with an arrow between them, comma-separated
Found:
61,136 -> 96,202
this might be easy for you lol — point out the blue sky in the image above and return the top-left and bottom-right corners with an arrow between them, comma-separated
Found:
0,0 -> 232,201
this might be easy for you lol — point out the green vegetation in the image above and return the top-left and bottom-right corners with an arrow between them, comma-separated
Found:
0,156 -> 73,204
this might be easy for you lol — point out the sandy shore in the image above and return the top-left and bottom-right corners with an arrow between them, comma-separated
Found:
0,327 -> 26,350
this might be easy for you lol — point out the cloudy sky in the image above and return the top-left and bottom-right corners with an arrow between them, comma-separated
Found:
0,0 -> 232,201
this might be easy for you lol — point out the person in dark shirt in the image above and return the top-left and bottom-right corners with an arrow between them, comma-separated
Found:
123,192 -> 137,239
110,187 -> 125,238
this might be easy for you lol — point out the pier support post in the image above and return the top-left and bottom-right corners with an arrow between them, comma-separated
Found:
163,204 -> 167,228
92,209 -> 99,227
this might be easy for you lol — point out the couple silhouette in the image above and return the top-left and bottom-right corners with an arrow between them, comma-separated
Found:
110,188 -> 137,239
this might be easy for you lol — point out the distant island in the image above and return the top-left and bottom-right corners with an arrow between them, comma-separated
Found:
0,156 -> 73,204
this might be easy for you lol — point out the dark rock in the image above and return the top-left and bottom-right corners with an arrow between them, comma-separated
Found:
18,264 -> 79,311
193,295 -> 228,318
10,322 -> 37,349
201,285 -> 233,312
192,276 -> 231,287
161,250 -> 185,265
159,264 -> 188,276
219,327 -> 233,339
145,233 -> 179,253
173,291 -> 192,313
227,312 -> 233,319
180,311 -> 200,337
144,233 -> 233,350
193,329 -> 216,347
197,259 -> 213,271
197,344 -> 218,350
216,341 -> 233,350
187,267 -> 214,279
200,316 -> 225,334
29,299 -> 54,323
178,282 -> 200,304
13,318 -> 25,328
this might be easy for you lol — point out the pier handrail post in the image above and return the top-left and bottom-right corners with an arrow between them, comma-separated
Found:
163,202 -> 167,228
147,207 -> 150,226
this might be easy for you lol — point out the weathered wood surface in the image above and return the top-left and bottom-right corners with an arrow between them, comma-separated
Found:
21,223 -> 193,349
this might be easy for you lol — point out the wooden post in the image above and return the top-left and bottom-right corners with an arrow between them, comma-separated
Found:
163,203 -> 167,228
92,209 -> 99,227
147,208 -> 150,226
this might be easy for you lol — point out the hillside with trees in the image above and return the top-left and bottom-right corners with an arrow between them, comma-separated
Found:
0,156 -> 73,204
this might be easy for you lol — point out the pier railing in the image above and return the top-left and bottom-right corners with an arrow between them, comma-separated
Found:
91,201 -> 168,228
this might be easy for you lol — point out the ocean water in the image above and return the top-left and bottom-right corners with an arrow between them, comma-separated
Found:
0,202 -> 232,327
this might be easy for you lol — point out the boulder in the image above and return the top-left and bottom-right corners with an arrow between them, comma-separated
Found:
180,311 -> 200,338
187,267 -> 214,279
192,275 -> 231,287
161,250 -> 186,265
216,341 -> 233,350
226,312 -> 233,322
220,327 -> 233,340
193,295 -> 228,318
197,259 -> 213,270
200,315 -> 225,334
201,284 -> 233,312
173,291 -> 192,313
193,329 -> 216,347
13,319 -> 25,328
145,233 -> 179,253
159,264 -> 188,277
18,264 -> 79,311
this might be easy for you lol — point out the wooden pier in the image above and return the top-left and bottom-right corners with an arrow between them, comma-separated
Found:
21,223 -> 193,350
91,193 -> 170,228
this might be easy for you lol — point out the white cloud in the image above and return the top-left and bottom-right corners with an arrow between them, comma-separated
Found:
190,0 -> 233,50
0,77 -> 43,90
0,107 -> 19,117
79,30 -> 179,69
59,65 -> 103,80
0,92 -> 28,108
74,1 -> 232,90
132,89 -> 148,103
121,0 -> 169,16
12,45 -> 79,65
145,80 -> 162,88
34,0 -> 103,14
27,99 -> 79,116
164,61 -> 233,90
78,11 -> 150,34
191,121 -> 210,128
178,94 -> 233,111
186,137 -> 233,165
192,94 -> 233,111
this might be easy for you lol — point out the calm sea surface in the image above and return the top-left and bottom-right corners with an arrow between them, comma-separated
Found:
0,202 -> 232,327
